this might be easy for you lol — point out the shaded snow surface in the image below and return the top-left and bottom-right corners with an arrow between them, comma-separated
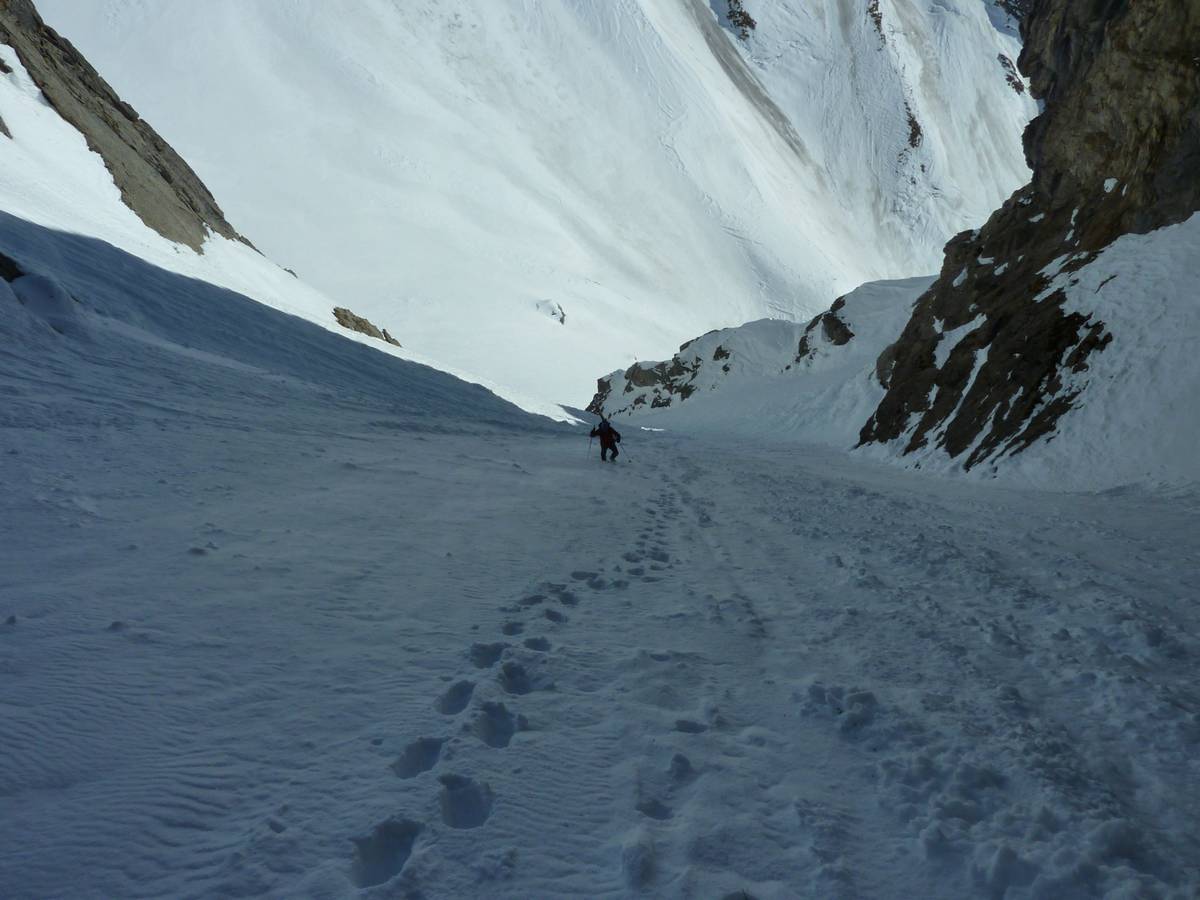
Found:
2,216 -> 1199,898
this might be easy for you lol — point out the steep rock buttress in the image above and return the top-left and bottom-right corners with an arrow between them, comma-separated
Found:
857,0 -> 1200,466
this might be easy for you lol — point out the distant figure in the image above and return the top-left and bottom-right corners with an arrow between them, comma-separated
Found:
591,417 -> 622,462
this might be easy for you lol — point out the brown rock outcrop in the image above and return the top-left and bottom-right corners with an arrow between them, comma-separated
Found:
0,0 -> 248,251
795,295 -> 854,363
333,307 -> 401,347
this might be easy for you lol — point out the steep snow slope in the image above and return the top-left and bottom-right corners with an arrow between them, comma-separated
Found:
3,212 -> 1198,897
721,0 -> 1033,276
37,0 -> 1034,408
0,41 -> 568,419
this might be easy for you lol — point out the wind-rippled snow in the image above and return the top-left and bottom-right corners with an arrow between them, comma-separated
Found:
1,214 -> 1197,899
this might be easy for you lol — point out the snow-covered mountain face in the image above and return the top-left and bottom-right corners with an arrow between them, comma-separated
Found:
34,0 -> 1035,411
0,0 -> 569,420
594,0 -> 1200,490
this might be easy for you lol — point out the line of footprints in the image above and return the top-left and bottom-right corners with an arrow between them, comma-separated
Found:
352,501 -> 680,888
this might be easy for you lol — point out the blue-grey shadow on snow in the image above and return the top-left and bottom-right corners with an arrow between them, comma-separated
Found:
0,210 -> 569,435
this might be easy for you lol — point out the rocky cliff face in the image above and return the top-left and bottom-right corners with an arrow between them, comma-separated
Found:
0,0 -> 246,251
857,0 -> 1200,467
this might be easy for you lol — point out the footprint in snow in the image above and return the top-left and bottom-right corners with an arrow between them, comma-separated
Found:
554,589 -> 580,606
636,797 -> 673,820
439,774 -> 493,829
391,737 -> 446,779
469,642 -> 507,668
669,753 -> 695,782
497,661 -> 533,695
472,701 -> 525,748
352,817 -> 423,888
436,680 -> 475,715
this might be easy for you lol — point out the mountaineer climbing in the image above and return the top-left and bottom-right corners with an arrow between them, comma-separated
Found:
590,417 -> 622,462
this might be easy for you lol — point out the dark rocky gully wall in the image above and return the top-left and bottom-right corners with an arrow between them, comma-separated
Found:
0,0 -> 247,251
859,0 -> 1200,467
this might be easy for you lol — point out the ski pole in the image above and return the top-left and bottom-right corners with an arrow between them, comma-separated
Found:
587,436 -> 593,458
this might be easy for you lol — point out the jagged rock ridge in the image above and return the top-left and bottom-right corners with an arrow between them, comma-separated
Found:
587,279 -> 913,419
0,0 -> 246,251
587,277 -> 933,449
588,285 -> 894,418
588,340 -> 707,415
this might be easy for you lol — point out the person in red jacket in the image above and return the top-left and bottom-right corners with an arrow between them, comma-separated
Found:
590,417 -> 622,462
